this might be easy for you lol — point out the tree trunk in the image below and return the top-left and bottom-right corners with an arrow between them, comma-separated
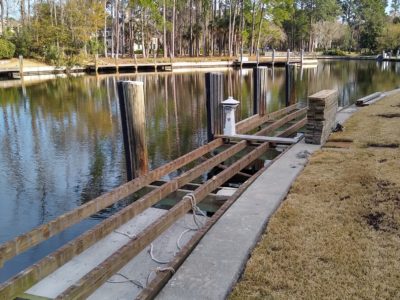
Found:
250,0 -> 256,55
163,0 -> 167,58
115,0 -> 120,59
141,9 -> 146,58
256,4 -> 265,52
171,0 -> 176,58
104,0 -> 108,57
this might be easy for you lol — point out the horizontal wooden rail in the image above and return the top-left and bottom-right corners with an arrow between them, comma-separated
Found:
55,142 -> 270,299
236,103 -> 298,134
255,107 -> 307,136
0,138 -> 224,267
0,140 -> 245,299
216,134 -> 300,144
278,117 -> 307,137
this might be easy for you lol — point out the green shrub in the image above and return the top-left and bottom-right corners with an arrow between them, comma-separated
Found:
0,39 -> 16,59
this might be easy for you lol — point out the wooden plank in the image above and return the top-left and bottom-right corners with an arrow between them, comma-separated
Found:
0,138 -> 223,268
355,92 -> 382,106
255,107 -> 307,136
278,117 -> 307,137
55,142 -> 270,299
236,103 -> 298,134
216,134 -> 298,144
136,142 -> 294,300
0,140 -> 243,300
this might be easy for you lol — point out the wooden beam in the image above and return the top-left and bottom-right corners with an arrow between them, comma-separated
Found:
216,134 -> 299,144
0,138 -> 223,268
0,140 -> 244,299
55,142 -> 270,299
255,107 -> 307,136
236,103 -> 298,134
278,117 -> 307,137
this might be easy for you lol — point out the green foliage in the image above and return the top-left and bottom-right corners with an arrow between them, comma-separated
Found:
12,29 -> 32,57
0,39 -> 16,59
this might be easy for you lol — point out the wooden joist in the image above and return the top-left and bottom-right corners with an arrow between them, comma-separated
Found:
278,117 -> 307,137
0,138 -> 224,268
255,107 -> 307,136
54,142 -> 270,299
236,103 -> 298,134
216,134 -> 300,144
0,140 -> 246,300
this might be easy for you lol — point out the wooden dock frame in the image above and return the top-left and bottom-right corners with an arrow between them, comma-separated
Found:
0,76 -> 309,299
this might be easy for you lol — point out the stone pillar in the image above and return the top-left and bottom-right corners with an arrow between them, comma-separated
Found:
305,90 -> 338,145
222,97 -> 240,136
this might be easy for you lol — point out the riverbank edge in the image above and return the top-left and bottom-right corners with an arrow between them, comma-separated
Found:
155,91 -> 394,299
0,54 -> 390,79
229,91 -> 400,299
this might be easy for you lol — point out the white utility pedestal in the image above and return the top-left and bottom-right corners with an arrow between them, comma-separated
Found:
222,97 -> 240,136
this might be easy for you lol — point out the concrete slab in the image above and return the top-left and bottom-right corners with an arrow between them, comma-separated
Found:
27,208 -> 207,299
157,141 -> 320,300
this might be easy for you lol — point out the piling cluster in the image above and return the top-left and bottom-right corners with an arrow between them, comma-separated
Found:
305,90 -> 338,145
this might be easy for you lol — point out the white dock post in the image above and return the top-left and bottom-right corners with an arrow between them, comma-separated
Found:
222,97 -> 240,136
301,49 -> 304,65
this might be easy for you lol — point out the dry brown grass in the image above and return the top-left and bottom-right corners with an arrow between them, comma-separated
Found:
230,93 -> 400,299
0,58 -> 49,68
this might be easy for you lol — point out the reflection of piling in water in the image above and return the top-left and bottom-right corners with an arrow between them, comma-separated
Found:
117,81 -> 149,181
253,67 -> 268,115
206,73 -> 224,142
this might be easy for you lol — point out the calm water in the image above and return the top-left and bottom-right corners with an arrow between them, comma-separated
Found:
1,60 -> 400,281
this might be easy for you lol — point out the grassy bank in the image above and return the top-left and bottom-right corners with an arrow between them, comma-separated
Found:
230,93 -> 400,299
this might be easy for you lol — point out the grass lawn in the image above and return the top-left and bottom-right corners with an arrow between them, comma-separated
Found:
230,93 -> 400,299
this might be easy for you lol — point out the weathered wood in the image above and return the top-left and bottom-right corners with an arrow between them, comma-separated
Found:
306,90 -> 338,144
355,92 -> 382,106
0,138 -> 223,270
236,103 -> 298,134
253,67 -> 268,116
118,81 -> 149,180
216,134 -> 299,144
255,107 -> 307,136
206,73 -> 224,141
136,141 -> 294,300
278,117 -> 307,137
19,55 -> 24,79
55,142 -> 270,300
94,54 -> 99,74
0,140 -> 243,299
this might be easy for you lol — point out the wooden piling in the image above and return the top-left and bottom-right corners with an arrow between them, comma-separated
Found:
19,55 -> 24,80
253,66 -> 268,116
285,63 -> 291,106
205,73 -> 224,141
95,54 -> 99,74
117,81 -> 149,180
256,49 -> 260,67
272,49 -> 275,66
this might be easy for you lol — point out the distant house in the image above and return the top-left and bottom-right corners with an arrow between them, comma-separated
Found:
101,29 -> 142,56
0,19 -> 21,36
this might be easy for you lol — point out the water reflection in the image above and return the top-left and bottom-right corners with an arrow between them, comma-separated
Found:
1,60 -> 400,281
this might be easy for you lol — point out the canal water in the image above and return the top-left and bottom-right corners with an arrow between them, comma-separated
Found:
1,60 -> 400,281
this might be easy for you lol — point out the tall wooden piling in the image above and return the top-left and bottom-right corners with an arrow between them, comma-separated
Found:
19,55 -> 24,80
206,73 -> 224,141
256,49 -> 260,67
272,49 -> 275,66
95,54 -> 99,74
253,67 -> 268,116
285,63 -> 291,106
117,81 -> 149,180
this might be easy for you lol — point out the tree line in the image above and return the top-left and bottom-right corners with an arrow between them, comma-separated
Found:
0,0 -> 395,63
